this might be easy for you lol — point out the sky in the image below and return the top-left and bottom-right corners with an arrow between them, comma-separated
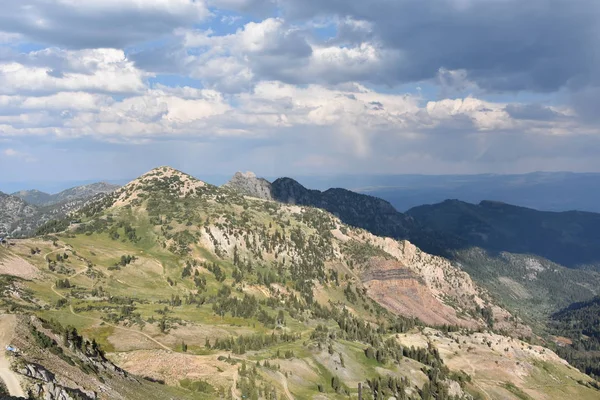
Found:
1,0 -> 600,189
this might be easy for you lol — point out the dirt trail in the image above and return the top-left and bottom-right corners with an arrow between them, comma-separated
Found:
276,371 -> 294,400
44,246 -> 66,262
231,369 -> 241,400
0,315 -> 26,398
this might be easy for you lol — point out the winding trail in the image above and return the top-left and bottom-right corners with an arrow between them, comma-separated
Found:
0,315 -> 26,398
43,246 -> 66,263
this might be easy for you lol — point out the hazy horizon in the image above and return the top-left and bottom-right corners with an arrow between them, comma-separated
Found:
4,169 -> 600,195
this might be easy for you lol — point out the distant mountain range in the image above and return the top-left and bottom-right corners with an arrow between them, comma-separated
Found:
11,182 -> 120,206
0,182 -> 119,237
407,199 -> 600,269
352,172 -> 600,213
225,172 -> 600,270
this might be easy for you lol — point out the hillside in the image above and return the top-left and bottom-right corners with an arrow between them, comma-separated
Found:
0,166 -> 595,399
226,173 -> 600,316
0,314 -> 198,399
407,200 -> 600,269
226,172 -> 600,381
549,297 -> 600,379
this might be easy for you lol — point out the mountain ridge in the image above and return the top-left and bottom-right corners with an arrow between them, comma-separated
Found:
407,198 -> 600,269
13,182 -> 120,207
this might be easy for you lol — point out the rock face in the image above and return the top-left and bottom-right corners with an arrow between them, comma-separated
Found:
223,172 -> 274,200
21,363 -> 96,400
362,258 -> 473,327
0,192 -> 37,236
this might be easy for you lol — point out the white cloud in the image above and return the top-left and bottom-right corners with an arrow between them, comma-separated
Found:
0,49 -> 148,95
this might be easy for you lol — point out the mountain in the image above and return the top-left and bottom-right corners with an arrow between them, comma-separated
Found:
12,182 -> 119,207
355,172 -> 600,213
1,183 -> 119,237
407,199 -> 600,269
226,173 -> 423,244
10,189 -> 52,206
225,171 -> 600,376
223,171 -> 273,200
0,192 -> 38,237
2,166 -> 596,399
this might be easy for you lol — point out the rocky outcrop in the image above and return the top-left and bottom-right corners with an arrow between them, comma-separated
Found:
0,192 -> 37,236
362,258 -> 479,328
223,171 -> 274,200
20,363 -> 96,400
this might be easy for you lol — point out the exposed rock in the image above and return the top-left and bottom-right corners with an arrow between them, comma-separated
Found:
21,363 -> 55,382
21,363 -> 95,400
0,192 -> 37,236
362,258 -> 478,327
223,171 -> 273,200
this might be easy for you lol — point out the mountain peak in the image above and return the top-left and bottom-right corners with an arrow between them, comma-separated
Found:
235,171 -> 257,179
223,171 -> 273,200
112,166 -> 206,207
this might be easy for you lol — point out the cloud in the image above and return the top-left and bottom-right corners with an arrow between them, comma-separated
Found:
0,0 -> 599,178
276,0 -> 600,92
0,0 -> 209,49
2,148 -> 36,162
504,104 -> 571,121
0,48 -> 148,95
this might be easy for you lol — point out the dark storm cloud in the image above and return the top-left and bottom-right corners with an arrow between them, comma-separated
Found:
504,104 -> 564,121
0,1 -> 208,49
275,0 -> 599,93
